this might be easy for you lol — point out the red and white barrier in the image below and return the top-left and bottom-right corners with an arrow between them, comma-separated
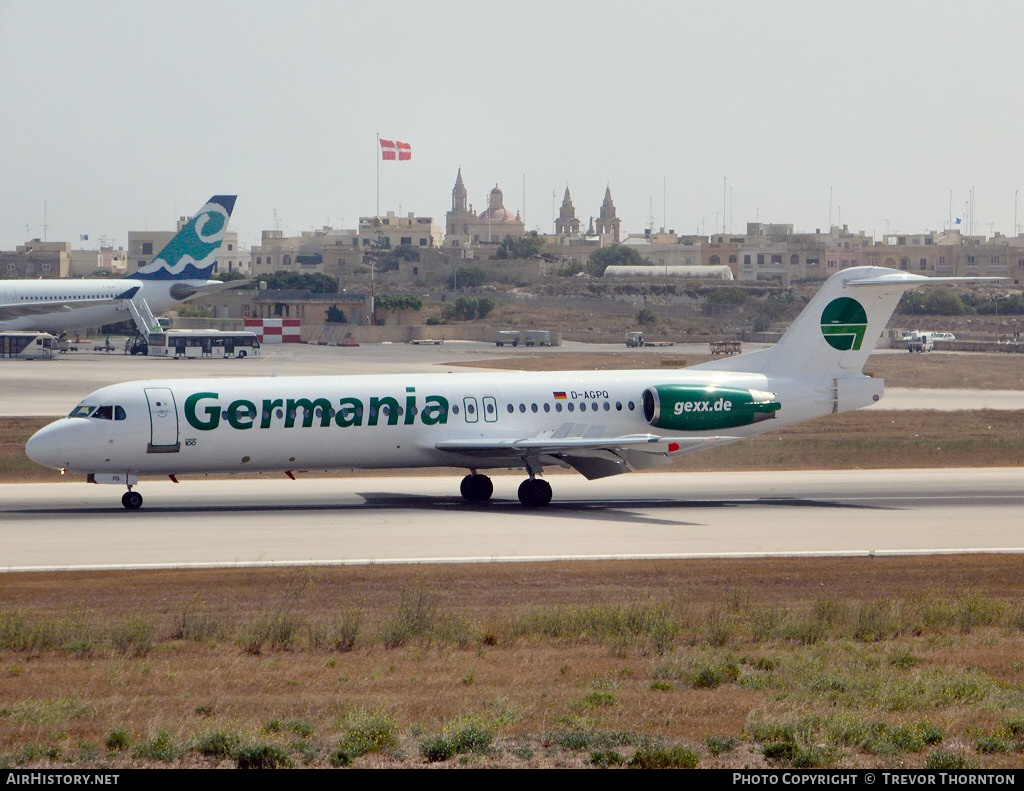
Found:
244,318 -> 302,344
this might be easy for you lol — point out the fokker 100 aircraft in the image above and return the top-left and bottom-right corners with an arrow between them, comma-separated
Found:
0,195 -> 239,336
26,266 -> 981,509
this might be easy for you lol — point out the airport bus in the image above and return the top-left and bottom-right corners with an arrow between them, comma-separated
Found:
146,329 -> 261,359
0,332 -> 57,360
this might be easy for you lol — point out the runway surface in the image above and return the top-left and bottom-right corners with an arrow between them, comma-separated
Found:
3,468 -> 1022,571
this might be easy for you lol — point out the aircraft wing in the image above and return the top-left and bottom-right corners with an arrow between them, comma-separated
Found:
0,286 -> 140,321
435,433 -> 740,480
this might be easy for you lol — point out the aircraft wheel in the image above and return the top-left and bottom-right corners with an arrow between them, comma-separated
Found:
517,478 -> 552,508
460,473 -> 493,502
121,491 -> 143,510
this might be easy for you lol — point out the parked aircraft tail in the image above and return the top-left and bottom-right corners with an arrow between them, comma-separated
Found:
130,195 -> 237,281
695,266 -> 995,378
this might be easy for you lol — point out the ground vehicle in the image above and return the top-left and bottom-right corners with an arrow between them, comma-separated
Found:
524,330 -> 552,347
495,331 -> 520,347
931,332 -> 956,342
907,332 -> 934,352
147,330 -> 261,358
709,341 -> 741,355
0,332 -> 56,359
627,331 -> 675,348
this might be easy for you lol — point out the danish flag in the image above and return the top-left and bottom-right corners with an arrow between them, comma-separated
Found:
379,138 -> 412,161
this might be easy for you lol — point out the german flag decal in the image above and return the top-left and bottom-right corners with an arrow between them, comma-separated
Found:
553,392 -> 567,399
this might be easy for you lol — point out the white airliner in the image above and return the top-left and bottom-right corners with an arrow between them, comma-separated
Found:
25,266 -> 981,510
0,195 -> 238,336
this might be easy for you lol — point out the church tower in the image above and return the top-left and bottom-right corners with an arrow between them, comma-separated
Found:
445,168 -> 475,245
555,187 -> 580,236
595,186 -> 621,243
452,168 -> 468,214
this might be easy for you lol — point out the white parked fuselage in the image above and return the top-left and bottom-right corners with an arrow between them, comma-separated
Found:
0,278 -> 214,333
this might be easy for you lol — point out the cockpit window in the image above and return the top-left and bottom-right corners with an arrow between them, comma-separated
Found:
92,405 -> 114,420
114,406 -> 127,421
69,405 -> 95,418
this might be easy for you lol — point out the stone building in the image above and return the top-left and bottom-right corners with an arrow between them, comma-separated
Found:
0,241 -> 70,278
443,170 -> 524,252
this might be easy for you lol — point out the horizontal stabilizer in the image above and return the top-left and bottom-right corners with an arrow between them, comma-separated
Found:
846,273 -> 1002,286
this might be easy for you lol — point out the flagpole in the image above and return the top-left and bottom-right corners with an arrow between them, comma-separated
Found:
376,133 -> 380,218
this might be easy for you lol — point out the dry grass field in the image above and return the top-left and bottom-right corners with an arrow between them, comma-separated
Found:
3,557 -> 1024,769
2,350 -> 1024,768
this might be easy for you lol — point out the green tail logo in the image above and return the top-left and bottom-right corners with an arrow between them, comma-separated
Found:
820,297 -> 867,351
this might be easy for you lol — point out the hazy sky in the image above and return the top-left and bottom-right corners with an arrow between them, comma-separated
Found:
3,0 -> 1023,252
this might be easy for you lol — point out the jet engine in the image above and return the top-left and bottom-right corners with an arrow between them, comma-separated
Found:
642,385 -> 780,431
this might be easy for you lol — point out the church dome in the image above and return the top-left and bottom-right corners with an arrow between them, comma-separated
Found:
478,184 -> 518,222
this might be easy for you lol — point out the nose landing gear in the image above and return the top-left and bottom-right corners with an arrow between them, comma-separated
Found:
121,488 -> 143,510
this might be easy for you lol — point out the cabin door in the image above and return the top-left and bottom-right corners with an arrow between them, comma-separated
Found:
145,387 -> 180,453
482,396 -> 498,423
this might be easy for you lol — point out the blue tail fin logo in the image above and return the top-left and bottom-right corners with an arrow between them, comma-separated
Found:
131,195 -> 237,281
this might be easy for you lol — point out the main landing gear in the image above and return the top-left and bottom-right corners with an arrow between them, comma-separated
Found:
517,477 -> 552,508
460,472 -> 493,502
121,487 -> 143,510
458,471 -> 553,508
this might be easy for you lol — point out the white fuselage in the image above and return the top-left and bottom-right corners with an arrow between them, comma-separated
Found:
0,278 -> 212,332
25,369 -> 884,478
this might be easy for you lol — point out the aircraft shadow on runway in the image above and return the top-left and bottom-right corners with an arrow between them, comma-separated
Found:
11,494 -> 894,529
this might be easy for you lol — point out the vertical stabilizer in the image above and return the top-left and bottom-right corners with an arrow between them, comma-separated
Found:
130,195 -> 237,281
694,266 -> 987,377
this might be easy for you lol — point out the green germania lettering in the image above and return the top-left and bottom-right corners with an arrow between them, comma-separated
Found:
286,397 -> 333,428
184,389 -> 449,432
185,392 -> 221,431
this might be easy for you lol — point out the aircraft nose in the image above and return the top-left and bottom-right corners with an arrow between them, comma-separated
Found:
25,422 -> 66,469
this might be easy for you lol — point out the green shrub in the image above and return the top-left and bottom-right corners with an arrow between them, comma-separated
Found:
926,749 -> 975,770
173,607 -> 225,643
332,709 -> 399,764
706,735 -> 740,756
420,735 -> 455,763
191,728 -> 244,759
236,741 -> 292,769
104,727 -> 132,752
110,617 -> 153,657
577,691 -> 616,709
447,722 -> 493,754
590,749 -> 625,767
629,742 -> 699,769
133,729 -> 180,763
975,735 -> 1011,754
548,728 -> 593,751
763,740 -> 797,763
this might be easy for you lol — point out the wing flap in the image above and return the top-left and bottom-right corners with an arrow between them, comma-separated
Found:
434,433 -> 720,455
434,433 -> 738,479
